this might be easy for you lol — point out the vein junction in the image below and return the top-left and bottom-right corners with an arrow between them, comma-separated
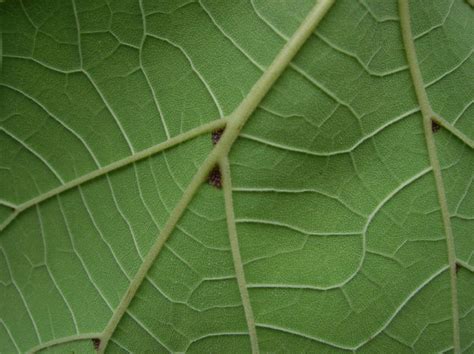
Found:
96,0 -> 335,352
4,0 -> 470,352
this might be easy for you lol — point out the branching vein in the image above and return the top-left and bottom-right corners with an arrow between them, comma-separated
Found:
97,0 -> 335,350
0,119 -> 226,232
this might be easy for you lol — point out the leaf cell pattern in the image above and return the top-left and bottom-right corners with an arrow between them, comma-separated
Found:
0,0 -> 473,353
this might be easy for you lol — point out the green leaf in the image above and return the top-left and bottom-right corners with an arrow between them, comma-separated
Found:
0,0 -> 473,353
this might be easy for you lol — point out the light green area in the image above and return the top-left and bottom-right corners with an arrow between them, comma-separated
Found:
0,0 -> 472,353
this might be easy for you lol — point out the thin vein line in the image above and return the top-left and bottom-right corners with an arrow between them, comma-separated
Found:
453,101 -> 472,125
146,33 -> 225,118
0,84 -> 101,167
354,266 -> 449,349
0,119 -> 226,232
1,128 -> 65,183
256,268 -> 449,351
240,106 -> 418,157
138,0 -> 171,139
424,48 -> 472,88
199,0 -> 266,71
78,186 -> 132,281
105,175 -> 144,260
57,196 -> 115,312
0,319 -> 21,353
2,55 -> 82,74
0,248 -> 42,343
399,1 -> 460,352
125,310 -> 172,351
82,71 -> 135,152
98,1 -> 335,350
36,205 -> 79,333
220,157 -> 259,354
256,323 -> 352,351
71,0 -> 83,68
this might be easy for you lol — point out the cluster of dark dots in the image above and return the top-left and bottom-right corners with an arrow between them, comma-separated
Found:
92,338 -> 101,351
212,128 -> 224,145
455,262 -> 460,274
431,120 -> 441,133
208,166 -> 222,189
207,128 -> 225,189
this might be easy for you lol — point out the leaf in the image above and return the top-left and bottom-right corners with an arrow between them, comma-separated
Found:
0,0 -> 473,352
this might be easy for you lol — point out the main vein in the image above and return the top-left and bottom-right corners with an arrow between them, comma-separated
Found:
399,1 -> 460,353
98,0 -> 335,351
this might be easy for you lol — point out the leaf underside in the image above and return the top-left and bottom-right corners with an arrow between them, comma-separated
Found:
0,0 -> 473,353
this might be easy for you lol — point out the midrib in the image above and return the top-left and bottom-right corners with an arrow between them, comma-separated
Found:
399,0 -> 460,353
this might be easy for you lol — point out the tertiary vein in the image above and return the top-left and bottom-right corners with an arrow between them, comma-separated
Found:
399,0 -> 460,352
97,0 -> 335,351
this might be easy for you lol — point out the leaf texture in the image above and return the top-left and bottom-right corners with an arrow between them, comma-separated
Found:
0,0 -> 473,353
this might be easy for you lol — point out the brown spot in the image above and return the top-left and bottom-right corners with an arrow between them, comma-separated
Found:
208,166 -> 222,188
92,338 -> 101,351
455,262 -> 461,273
211,128 -> 224,145
431,120 -> 441,133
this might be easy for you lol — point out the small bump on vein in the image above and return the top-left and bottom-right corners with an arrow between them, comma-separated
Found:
211,128 -> 225,145
431,120 -> 441,133
92,338 -> 101,351
208,166 -> 222,189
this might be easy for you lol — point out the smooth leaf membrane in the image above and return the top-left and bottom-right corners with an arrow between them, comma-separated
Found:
0,0 -> 473,353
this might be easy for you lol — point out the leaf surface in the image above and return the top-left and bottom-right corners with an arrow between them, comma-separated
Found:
0,0 -> 473,353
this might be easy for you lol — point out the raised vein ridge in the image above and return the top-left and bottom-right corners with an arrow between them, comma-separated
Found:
97,0 -> 335,351
27,333 -> 102,354
0,119 -> 226,232
220,156 -> 259,353
399,0 -> 460,352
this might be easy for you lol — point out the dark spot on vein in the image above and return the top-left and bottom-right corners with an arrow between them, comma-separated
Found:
92,338 -> 101,351
211,128 -> 225,145
431,120 -> 441,133
208,166 -> 222,189
455,262 -> 461,273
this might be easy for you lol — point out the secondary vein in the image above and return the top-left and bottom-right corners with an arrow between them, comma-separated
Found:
0,118 -> 226,232
220,157 -> 259,354
26,333 -> 102,354
431,113 -> 474,149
